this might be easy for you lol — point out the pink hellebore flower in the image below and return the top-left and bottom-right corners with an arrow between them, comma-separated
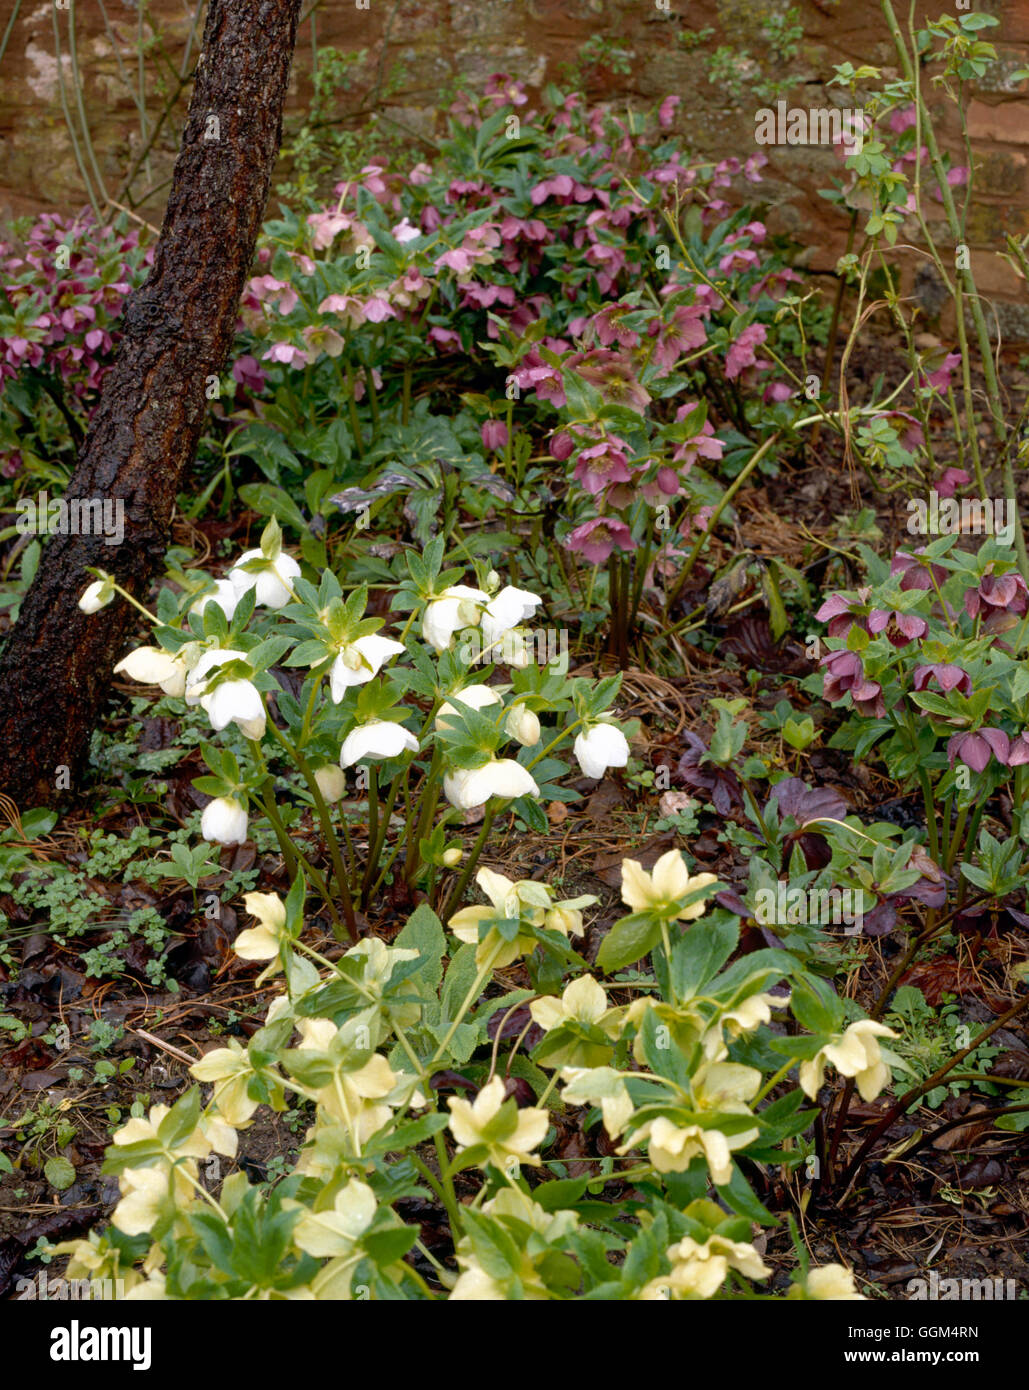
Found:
913,663 -> 972,697
947,728 -> 1009,772
232,355 -> 267,393
725,324 -> 767,381
573,439 -> 633,495
658,95 -> 681,129
480,420 -> 509,453
965,569 -> 1029,632
649,304 -> 707,373
1006,732 -> 1029,766
922,351 -> 961,394
565,517 -> 637,565
936,467 -> 971,500
866,608 -> 928,647
891,550 -> 948,594
820,649 -> 865,703
263,342 -> 311,367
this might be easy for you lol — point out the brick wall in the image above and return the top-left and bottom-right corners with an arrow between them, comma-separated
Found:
0,0 -> 1026,334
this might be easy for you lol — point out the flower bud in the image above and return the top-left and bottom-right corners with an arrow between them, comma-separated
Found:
441,846 -> 463,868
505,702 -> 541,747
201,796 -> 248,846
78,575 -> 115,613
314,764 -> 346,802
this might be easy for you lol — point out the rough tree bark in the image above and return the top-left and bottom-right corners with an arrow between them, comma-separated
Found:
0,0 -> 303,808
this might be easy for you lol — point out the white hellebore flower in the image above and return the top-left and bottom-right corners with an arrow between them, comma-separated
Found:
329,633 -> 406,702
574,722 -> 630,779
505,702 -> 541,747
201,796 -> 248,846
114,645 -> 189,698
799,1019 -> 897,1102
78,576 -> 115,613
340,720 -> 418,767
435,684 -> 502,728
443,758 -> 539,810
422,584 -> 489,653
186,649 -> 266,739
481,585 -> 544,649
228,547 -> 301,609
190,578 -> 240,620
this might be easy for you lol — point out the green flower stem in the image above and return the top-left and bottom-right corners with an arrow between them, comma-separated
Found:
247,738 -> 345,937
263,718 -> 358,941
295,749 -> 359,943
412,1148 -> 462,1234
403,746 -> 444,887
109,581 -> 159,626
755,1057 -> 799,1104
439,805 -> 498,924
663,431 -> 781,617
526,718 -> 584,773
429,940 -> 504,1068
361,765 -> 390,905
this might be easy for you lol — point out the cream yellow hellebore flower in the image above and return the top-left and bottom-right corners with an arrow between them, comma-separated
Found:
293,1178 -> 377,1260
112,1166 -> 187,1238
560,1066 -> 634,1139
448,867 -> 545,967
640,1234 -> 772,1299
799,1019 -> 897,1102
803,1264 -> 866,1300
619,1062 -> 761,1184
447,1075 -> 549,1171
191,1037 -> 260,1128
621,850 -> 718,920
233,892 -> 288,964
530,975 -> 608,1032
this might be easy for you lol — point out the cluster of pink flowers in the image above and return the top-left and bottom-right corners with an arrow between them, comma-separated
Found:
0,212 -> 152,471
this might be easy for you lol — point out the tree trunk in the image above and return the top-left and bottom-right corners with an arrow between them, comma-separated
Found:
0,0 -> 303,809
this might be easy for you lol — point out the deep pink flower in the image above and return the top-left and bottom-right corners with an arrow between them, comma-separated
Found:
565,517 -> 637,564
428,326 -> 462,352
922,350 -> 961,393
947,728 -> 1009,772
649,304 -> 707,372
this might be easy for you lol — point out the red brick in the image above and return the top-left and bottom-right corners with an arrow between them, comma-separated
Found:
967,99 -> 1029,145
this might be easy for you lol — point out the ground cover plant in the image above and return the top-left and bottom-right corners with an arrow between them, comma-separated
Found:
0,4 -> 1027,1307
